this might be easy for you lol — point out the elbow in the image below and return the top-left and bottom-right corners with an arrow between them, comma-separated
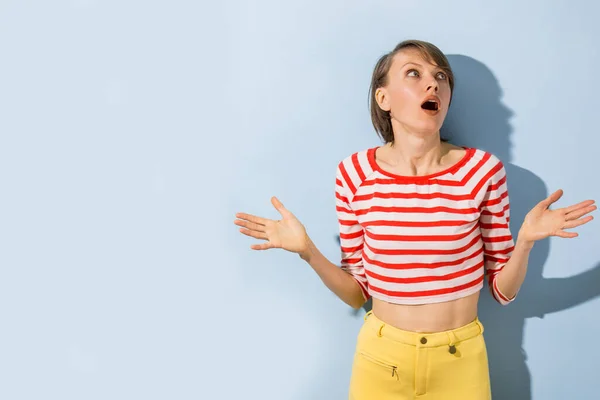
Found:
350,300 -> 365,310
347,293 -> 367,310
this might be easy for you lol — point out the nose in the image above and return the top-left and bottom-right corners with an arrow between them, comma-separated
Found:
427,76 -> 439,92
427,80 -> 439,92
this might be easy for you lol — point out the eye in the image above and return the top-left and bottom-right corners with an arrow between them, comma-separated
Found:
436,71 -> 447,80
407,69 -> 420,77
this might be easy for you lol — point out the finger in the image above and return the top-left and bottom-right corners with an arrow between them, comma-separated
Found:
235,212 -> 269,226
564,201 -> 596,215
239,228 -> 268,240
234,219 -> 266,233
271,196 -> 292,218
541,189 -> 564,208
564,215 -> 594,229
251,242 -> 274,250
565,204 -> 597,221
555,230 -> 578,238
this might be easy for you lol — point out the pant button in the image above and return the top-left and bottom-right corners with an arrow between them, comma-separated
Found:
449,345 -> 457,354
420,337 -> 427,344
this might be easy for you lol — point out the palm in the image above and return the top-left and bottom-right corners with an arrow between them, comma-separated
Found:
266,216 -> 307,251
234,197 -> 308,253
520,189 -> 596,242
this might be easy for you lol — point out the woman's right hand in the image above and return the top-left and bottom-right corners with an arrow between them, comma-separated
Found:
234,196 -> 309,255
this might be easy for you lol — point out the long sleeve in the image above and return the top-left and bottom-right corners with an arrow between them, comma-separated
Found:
479,160 -> 516,305
335,163 -> 369,300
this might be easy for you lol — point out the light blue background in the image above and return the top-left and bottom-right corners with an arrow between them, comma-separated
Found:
1,1 -> 599,399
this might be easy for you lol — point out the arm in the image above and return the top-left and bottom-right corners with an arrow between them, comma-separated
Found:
498,187 -> 597,301
494,236 -> 533,302
480,160 -> 596,305
299,166 -> 369,309
479,162 -> 520,305
234,167 -> 368,309
299,236 -> 366,309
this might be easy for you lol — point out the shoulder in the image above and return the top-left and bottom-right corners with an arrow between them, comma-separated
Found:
466,148 -> 509,189
336,147 -> 377,194
337,147 -> 372,167
469,148 -> 506,171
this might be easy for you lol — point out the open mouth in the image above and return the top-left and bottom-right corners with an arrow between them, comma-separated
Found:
421,99 -> 439,111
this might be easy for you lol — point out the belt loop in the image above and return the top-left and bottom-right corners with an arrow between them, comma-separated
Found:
475,318 -> 485,334
364,310 -> 373,321
447,330 -> 459,355
377,324 -> 385,337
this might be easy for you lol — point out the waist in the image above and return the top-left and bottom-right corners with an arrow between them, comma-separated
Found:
364,309 -> 484,346
371,292 -> 479,332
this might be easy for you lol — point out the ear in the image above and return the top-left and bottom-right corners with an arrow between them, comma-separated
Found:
375,87 -> 391,112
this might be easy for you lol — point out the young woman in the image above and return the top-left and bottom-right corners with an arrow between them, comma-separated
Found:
234,40 -> 596,399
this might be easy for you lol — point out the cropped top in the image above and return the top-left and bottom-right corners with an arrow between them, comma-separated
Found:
335,146 -> 515,306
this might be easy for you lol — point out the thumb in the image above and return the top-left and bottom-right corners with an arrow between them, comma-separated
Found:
271,196 -> 292,218
541,189 -> 564,209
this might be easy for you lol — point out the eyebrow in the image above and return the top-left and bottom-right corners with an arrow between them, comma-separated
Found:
400,61 -> 446,75
402,62 -> 423,68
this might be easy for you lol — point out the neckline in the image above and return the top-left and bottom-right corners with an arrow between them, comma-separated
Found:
367,146 -> 475,181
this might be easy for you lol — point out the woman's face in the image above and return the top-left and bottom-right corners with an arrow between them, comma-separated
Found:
376,48 -> 452,136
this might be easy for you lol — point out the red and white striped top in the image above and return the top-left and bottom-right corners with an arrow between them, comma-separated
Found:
335,146 -> 515,306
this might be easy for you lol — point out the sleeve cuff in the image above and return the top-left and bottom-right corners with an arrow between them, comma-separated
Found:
493,278 -> 517,305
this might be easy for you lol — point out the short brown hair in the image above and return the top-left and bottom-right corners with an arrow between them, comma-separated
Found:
369,40 -> 454,144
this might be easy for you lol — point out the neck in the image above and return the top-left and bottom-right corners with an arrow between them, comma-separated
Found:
386,124 -> 446,176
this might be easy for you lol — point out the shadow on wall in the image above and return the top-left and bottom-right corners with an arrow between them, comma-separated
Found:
333,54 -> 600,400
442,54 -> 600,400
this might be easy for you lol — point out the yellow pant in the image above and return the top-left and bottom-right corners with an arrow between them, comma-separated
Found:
348,311 -> 491,400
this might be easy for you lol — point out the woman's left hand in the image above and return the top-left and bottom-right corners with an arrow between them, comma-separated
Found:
519,189 -> 596,243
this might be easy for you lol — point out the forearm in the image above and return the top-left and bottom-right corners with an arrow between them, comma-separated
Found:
299,236 -> 366,309
495,233 -> 535,300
